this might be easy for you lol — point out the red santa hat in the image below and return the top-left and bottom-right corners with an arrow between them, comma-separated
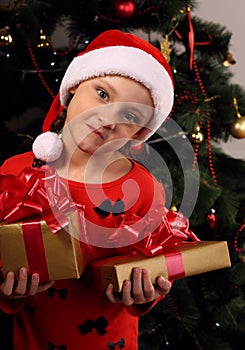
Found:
35,30 -> 174,162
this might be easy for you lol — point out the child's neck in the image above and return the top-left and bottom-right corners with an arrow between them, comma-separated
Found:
52,146 -> 133,184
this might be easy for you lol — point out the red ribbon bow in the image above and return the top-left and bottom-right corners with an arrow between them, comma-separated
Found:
105,207 -> 199,256
137,209 -> 200,256
0,166 -> 77,233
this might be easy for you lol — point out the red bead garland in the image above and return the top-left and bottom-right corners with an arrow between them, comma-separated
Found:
192,59 -> 218,187
192,142 -> 200,171
97,5 -> 158,23
48,36 -> 78,57
27,44 -> 55,99
233,222 -> 245,253
174,8 -> 218,186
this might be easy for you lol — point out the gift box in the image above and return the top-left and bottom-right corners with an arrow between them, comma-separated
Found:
0,212 -> 87,282
92,241 -> 231,292
0,166 -> 88,282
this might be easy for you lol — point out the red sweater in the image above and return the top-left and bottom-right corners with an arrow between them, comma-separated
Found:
0,152 -> 167,350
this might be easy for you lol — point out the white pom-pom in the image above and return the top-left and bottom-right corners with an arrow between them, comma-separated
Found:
32,131 -> 63,162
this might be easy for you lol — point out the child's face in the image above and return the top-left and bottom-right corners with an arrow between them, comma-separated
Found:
64,75 -> 154,154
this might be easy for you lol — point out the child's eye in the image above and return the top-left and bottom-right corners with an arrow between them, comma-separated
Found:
97,88 -> 109,100
123,112 -> 138,124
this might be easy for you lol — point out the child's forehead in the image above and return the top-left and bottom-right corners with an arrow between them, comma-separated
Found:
81,75 -> 153,96
83,74 -> 144,85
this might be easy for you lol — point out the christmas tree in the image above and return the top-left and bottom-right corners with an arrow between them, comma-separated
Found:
0,1 -> 244,349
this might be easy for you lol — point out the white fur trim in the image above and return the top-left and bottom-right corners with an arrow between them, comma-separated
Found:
60,46 -> 174,137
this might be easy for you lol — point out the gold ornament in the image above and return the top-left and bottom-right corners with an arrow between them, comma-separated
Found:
189,125 -> 205,144
0,26 -> 13,47
230,98 -> 245,139
222,52 -> 236,67
37,29 -> 49,48
160,35 -> 172,63
230,116 -> 245,139
170,205 -> 178,212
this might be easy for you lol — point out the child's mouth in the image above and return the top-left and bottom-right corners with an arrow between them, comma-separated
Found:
86,124 -> 104,139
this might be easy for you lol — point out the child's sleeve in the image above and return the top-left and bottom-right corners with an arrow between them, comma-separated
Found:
0,151 -> 34,175
0,297 -> 25,314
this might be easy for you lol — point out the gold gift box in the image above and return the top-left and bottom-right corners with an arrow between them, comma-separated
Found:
0,213 -> 86,282
92,241 -> 231,292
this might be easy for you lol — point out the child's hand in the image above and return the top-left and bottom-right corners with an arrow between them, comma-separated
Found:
0,267 -> 54,300
106,267 -> 171,305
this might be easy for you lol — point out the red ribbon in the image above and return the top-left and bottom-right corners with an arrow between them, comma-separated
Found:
132,209 -> 199,279
174,7 -> 212,70
97,205 -> 200,283
93,245 -> 187,289
111,208 -> 200,257
164,250 -> 185,279
0,166 -> 77,233
0,166 -> 87,282
91,198 -> 200,284
187,8 -> 194,70
22,219 -> 50,282
135,210 -> 198,256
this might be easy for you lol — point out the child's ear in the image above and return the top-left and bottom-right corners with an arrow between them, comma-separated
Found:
69,86 -> 78,94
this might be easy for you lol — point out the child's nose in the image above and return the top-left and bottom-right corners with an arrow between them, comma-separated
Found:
98,105 -> 118,128
98,115 -> 116,130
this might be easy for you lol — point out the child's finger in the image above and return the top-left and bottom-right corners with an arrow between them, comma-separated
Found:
142,269 -> 155,301
131,268 -> 145,304
131,268 -> 143,296
28,274 -> 40,296
0,272 -> 15,296
106,283 -> 126,304
14,267 -> 28,295
105,283 -> 118,303
121,280 -> 134,306
156,276 -> 171,295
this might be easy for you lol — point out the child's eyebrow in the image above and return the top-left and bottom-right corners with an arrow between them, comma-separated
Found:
98,78 -> 118,95
97,77 -> 153,122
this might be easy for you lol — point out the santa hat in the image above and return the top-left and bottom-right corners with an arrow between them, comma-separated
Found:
34,30 -> 174,162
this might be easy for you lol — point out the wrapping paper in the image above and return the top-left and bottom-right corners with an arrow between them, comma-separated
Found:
92,241 -> 231,292
0,212 -> 87,282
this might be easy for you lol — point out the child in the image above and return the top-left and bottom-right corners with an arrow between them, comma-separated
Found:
0,30 -> 175,349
